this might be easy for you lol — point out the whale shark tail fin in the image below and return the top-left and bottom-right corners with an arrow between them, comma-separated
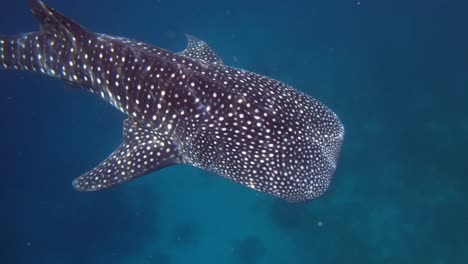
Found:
29,0 -> 88,37
1,0 -> 90,76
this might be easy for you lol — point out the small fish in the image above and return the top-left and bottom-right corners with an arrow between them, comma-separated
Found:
0,0 -> 344,202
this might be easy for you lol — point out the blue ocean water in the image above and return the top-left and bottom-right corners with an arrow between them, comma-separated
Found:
1,0 -> 467,263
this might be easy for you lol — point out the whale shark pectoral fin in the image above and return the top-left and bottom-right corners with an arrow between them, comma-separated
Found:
72,119 -> 184,192
179,34 -> 224,65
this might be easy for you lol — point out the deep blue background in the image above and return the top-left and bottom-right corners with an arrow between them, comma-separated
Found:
1,0 -> 467,263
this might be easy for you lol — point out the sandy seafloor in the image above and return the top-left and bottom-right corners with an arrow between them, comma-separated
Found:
1,0 -> 467,263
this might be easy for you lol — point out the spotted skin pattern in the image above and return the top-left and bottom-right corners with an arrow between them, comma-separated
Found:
0,0 -> 344,202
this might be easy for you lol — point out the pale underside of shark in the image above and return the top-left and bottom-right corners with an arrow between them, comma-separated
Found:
0,0 -> 344,202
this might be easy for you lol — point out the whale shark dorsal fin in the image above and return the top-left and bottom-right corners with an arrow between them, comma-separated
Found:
72,119 -> 184,191
179,34 -> 224,65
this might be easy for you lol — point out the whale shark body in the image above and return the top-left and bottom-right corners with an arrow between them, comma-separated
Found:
1,0 -> 344,202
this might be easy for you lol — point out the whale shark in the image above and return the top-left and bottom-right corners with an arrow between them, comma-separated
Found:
0,0 -> 344,202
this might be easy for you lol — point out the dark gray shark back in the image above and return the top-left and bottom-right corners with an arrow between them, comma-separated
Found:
0,0 -> 344,202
